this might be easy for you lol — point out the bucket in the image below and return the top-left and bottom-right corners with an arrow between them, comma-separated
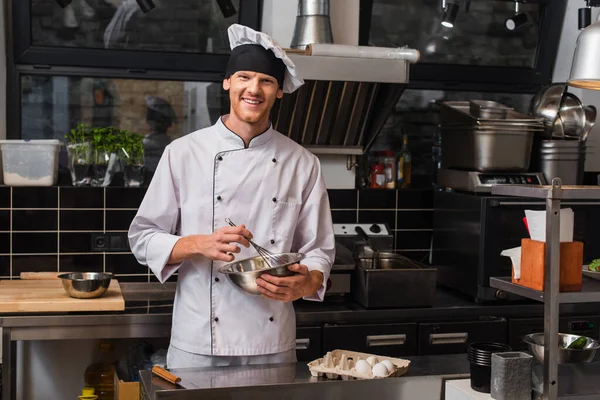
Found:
538,141 -> 586,185
467,342 -> 512,393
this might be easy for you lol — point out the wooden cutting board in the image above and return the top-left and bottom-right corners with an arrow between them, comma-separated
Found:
0,279 -> 125,313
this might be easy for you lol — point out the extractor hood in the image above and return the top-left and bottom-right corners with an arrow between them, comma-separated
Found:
270,54 -> 410,155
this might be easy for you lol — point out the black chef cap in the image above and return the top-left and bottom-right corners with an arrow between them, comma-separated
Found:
224,44 -> 286,89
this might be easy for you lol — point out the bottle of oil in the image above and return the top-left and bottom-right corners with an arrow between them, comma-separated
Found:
397,134 -> 412,188
84,342 -> 115,400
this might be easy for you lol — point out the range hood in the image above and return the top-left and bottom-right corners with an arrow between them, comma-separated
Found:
270,54 -> 410,155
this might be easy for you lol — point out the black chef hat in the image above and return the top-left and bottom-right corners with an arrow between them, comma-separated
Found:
225,44 -> 286,89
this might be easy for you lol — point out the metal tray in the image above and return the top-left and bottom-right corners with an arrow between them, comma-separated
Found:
441,101 -> 545,125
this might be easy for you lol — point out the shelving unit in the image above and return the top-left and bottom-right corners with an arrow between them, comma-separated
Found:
489,180 -> 600,400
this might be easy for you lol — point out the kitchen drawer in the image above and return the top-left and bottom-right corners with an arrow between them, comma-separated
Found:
296,327 -> 322,362
418,317 -> 507,356
508,316 -> 600,351
323,323 -> 418,357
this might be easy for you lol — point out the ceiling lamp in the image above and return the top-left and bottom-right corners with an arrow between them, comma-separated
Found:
569,13 -> 600,90
441,1 -> 459,28
135,0 -> 156,13
505,1 -> 528,31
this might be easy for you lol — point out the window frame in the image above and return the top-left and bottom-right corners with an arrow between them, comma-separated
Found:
6,0 -> 262,139
359,0 -> 567,93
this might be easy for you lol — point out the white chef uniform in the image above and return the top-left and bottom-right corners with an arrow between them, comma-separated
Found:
128,117 -> 335,357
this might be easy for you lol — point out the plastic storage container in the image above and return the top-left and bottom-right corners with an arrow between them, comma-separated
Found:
0,140 -> 62,186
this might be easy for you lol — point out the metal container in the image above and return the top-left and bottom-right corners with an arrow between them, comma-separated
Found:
58,272 -> 113,299
538,140 -> 586,185
219,253 -> 304,296
441,128 -> 534,172
490,352 -> 532,400
469,100 -> 513,119
529,83 -> 567,138
352,256 -> 437,309
522,333 -> 600,364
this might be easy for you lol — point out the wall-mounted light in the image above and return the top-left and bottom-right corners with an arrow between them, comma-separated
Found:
55,0 -> 72,7
135,0 -> 155,13
505,1 -> 528,31
441,0 -> 459,28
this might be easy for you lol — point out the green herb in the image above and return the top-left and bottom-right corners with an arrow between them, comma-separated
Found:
589,259 -> 600,272
116,130 -> 145,166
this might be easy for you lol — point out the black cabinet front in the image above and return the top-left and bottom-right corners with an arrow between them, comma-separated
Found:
323,323 -> 418,357
296,327 -> 323,362
418,317 -> 508,355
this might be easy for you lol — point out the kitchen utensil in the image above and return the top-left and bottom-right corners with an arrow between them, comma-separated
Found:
20,271 -> 66,280
225,218 -> 298,269
529,82 -> 567,138
582,105 -> 597,141
522,333 -> 600,364
57,272 -> 113,299
354,226 -> 380,266
469,100 -> 513,119
219,253 -> 304,296
559,92 -> 586,139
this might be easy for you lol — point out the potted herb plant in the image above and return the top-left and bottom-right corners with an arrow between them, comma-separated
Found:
116,130 -> 145,187
65,124 -> 93,186
89,126 -> 119,187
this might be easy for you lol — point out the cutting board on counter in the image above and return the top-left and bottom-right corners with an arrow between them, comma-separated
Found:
0,279 -> 125,312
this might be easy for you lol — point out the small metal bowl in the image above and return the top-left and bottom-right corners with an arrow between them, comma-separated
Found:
523,333 -> 600,364
219,253 -> 305,296
58,272 -> 113,299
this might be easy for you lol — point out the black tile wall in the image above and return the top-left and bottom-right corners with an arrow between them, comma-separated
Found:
0,187 -> 434,278
60,210 -> 103,231
13,210 -> 58,231
60,187 -> 104,208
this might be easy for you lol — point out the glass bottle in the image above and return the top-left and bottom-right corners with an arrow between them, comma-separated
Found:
397,134 -> 412,188
84,342 -> 115,400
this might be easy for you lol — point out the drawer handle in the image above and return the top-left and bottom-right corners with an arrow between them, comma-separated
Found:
366,334 -> 407,347
296,338 -> 310,350
429,332 -> 468,345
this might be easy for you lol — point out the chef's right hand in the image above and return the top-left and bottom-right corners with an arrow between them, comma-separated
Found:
194,225 -> 253,262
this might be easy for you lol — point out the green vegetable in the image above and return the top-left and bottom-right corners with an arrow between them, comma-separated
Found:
589,259 -> 600,272
567,336 -> 587,350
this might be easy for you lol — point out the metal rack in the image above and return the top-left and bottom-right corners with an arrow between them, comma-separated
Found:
489,179 -> 600,400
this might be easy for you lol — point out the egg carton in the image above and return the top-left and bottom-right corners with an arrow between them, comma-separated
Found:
307,349 -> 410,380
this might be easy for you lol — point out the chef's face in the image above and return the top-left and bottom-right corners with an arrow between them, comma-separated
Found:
223,71 -> 283,125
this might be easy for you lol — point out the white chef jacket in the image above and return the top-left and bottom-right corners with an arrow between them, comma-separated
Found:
128,117 -> 335,356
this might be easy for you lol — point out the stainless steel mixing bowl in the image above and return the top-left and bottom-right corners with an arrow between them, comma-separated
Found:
219,253 -> 305,296
523,333 -> 600,364
58,272 -> 113,299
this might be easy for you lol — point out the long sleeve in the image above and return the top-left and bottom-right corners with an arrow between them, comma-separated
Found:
292,156 -> 335,302
128,146 -> 182,283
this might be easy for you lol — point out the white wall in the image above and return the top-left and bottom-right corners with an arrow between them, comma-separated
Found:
553,0 -> 600,172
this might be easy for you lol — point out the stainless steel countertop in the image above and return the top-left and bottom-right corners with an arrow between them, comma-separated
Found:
139,354 -> 470,400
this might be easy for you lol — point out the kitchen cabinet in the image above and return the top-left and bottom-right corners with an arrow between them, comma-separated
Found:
418,317 -> 507,356
508,316 -> 600,351
296,327 -> 323,362
323,323 -> 418,357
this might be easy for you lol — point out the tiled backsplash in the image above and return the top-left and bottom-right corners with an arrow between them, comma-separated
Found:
0,186 -> 433,280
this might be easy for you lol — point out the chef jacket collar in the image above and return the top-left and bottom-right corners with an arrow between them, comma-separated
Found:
217,116 -> 274,149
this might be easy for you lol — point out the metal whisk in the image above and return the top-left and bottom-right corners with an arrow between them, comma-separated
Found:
225,218 -> 301,269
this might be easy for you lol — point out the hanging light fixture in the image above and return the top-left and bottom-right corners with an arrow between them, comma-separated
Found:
569,13 -> 600,90
441,0 -> 459,28
505,1 -> 528,31
135,0 -> 155,13
55,0 -> 72,7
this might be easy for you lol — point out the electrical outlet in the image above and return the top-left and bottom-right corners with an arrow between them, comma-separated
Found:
91,233 -> 129,252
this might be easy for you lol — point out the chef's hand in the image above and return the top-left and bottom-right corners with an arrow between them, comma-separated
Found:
255,264 -> 323,302
168,225 -> 252,264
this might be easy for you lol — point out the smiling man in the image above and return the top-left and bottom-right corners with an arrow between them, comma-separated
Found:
128,24 -> 335,368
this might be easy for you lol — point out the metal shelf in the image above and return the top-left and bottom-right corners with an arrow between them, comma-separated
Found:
491,185 -> 600,200
490,277 -> 600,304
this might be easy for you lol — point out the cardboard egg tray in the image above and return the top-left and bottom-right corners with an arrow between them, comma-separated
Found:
307,349 -> 410,380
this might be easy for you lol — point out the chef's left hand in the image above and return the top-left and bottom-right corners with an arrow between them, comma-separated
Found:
255,264 -> 323,302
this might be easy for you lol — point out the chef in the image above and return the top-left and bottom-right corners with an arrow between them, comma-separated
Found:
128,24 -> 335,368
